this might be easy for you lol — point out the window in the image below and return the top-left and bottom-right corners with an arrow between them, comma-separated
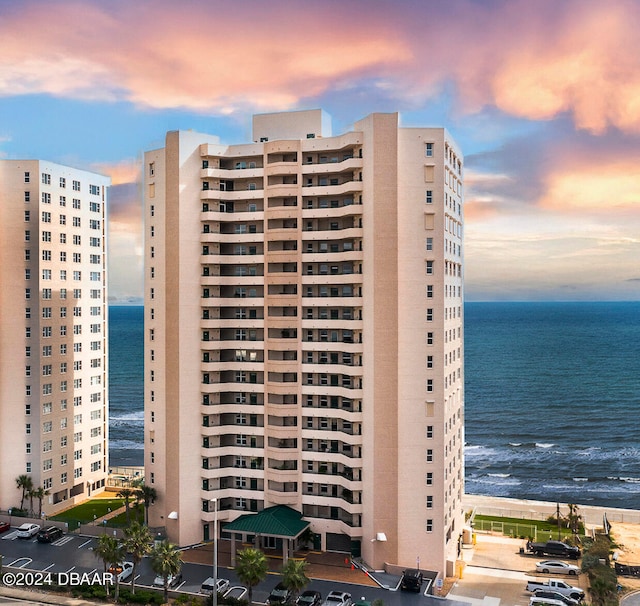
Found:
425,143 -> 434,157
426,237 -> 433,251
426,190 -> 433,204
60,195 -> 66,206
426,449 -> 433,462
426,261 -> 434,275
426,519 -> 433,532
72,180 -> 80,191
42,231 -> 51,242
89,184 -> 100,195
426,285 -> 433,298
426,308 -> 433,321
41,192 -> 51,204
426,472 -> 433,485
42,172 -> 51,184
24,171 -> 30,183
427,379 -> 433,392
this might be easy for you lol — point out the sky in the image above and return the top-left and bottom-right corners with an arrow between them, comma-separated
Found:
1,0 -> 639,302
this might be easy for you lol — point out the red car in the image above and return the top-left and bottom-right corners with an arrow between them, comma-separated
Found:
0,521 -> 10,533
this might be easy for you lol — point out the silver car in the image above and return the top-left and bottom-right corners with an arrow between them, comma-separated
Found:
535,560 -> 580,575
16,523 -> 40,538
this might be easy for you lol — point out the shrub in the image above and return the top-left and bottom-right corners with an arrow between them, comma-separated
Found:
118,587 -> 165,604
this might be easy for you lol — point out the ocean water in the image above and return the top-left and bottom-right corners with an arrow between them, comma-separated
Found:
108,302 -> 640,509
465,301 -> 640,509
108,306 -> 144,468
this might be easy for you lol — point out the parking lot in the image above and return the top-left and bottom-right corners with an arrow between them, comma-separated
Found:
448,534 -> 589,606
1,527 -> 594,606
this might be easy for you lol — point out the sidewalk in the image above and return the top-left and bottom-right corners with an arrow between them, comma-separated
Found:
181,542 -> 378,587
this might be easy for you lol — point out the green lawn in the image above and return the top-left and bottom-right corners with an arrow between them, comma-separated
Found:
107,503 -> 144,527
473,514 -> 580,541
49,498 -> 125,527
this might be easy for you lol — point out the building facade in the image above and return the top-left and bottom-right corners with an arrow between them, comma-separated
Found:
144,110 -> 464,575
0,160 -> 110,515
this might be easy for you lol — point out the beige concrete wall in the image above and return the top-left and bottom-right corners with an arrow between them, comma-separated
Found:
145,111 -> 464,577
0,160 -> 109,515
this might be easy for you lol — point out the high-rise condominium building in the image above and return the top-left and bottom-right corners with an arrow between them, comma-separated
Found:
0,160 -> 110,515
144,110 -> 464,575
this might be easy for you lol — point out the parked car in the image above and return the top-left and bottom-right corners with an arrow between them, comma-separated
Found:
16,523 -> 40,538
108,562 -> 134,582
200,577 -> 230,595
529,598 -> 567,606
153,572 -> 183,588
531,590 -> 580,606
297,591 -> 322,606
267,582 -> 292,605
400,569 -> 424,592
37,526 -> 63,543
526,579 -> 584,601
536,561 -> 580,576
321,591 -> 353,606
0,521 -> 10,533
530,541 -> 581,559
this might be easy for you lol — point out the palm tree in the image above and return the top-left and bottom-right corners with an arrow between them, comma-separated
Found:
117,487 -> 136,524
567,503 -> 583,537
123,521 -> 152,594
281,559 -> 309,601
150,540 -> 182,603
236,547 -> 268,605
94,534 -> 125,599
15,475 -> 33,511
136,483 -> 157,526
31,486 -> 50,517
27,487 -> 37,517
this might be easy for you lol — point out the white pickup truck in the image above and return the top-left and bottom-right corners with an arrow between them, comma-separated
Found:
525,579 -> 585,601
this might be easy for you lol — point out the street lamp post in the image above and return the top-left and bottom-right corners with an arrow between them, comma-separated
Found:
211,498 -> 218,606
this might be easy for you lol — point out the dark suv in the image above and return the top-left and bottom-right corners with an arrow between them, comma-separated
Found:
37,526 -> 63,543
400,569 -> 423,592
267,583 -> 292,605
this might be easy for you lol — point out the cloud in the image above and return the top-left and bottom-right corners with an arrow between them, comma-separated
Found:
106,179 -> 143,299
92,159 -> 140,186
2,0 -> 640,134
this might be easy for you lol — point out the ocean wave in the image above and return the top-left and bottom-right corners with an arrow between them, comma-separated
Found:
488,473 -> 511,478
535,443 -> 554,448
109,439 -> 144,450
508,442 -> 522,447
610,476 -> 640,484
109,410 -> 144,422
466,475 -> 521,487
573,477 -> 588,482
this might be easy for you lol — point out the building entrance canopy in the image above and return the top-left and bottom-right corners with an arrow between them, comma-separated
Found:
222,505 -> 309,540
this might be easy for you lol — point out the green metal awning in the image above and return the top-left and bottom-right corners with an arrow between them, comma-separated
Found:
222,505 -> 309,539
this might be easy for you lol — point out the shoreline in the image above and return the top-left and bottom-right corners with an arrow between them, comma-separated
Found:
464,492 -> 640,525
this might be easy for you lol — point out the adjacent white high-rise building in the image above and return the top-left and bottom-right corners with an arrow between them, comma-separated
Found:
144,110 -> 464,575
0,160 -> 110,515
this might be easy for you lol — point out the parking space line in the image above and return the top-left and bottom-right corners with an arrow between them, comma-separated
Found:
65,566 -> 76,574
8,557 -> 32,568
42,563 -> 55,571
78,539 -> 92,549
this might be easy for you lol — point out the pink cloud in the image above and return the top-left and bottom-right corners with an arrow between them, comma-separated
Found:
2,0 -> 640,134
